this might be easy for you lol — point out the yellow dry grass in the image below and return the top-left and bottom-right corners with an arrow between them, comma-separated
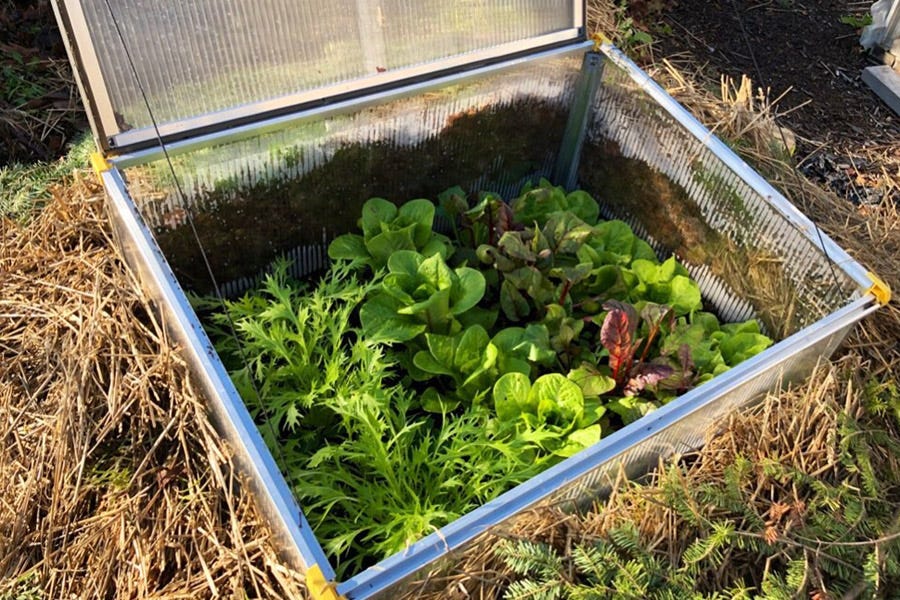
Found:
2,7 -> 899,599
0,176 -> 305,598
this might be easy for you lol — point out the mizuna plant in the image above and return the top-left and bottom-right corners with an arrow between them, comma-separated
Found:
207,182 -> 773,575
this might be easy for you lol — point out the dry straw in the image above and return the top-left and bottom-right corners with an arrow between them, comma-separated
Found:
0,175 -> 306,598
3,5 -> 899,598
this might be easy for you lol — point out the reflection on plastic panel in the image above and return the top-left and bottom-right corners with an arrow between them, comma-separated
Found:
122,53 -> 583,295
78,0 -> 573,132
581,61 -> 858,338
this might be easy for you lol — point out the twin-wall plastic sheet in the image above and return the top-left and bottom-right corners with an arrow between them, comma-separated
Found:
123,51 -> 585,294
579,60 -> 861,339
113,45 -> 873,598
76,0 -> 574,135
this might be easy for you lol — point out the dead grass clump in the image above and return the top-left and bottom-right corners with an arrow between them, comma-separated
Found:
0,176 -> 304,598
420,356 -> 900,598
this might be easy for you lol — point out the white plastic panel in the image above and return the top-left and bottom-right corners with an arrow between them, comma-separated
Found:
57,0 -> 582,150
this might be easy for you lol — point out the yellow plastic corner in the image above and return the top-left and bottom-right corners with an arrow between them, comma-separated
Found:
306,564 -> 344,600
591,32 -> 612,51
866,272 -> 892,306
90,151 -> 111,179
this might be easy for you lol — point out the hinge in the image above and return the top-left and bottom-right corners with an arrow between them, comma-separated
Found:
306,564 -> 345,600
866,271 -> 892,306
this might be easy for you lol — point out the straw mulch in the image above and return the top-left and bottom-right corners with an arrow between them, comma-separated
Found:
0,175 -> 305,598
2,13 -> 899,598
404,45 -> 900,598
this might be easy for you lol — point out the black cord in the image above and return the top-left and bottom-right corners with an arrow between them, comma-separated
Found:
99,0 -> 302,515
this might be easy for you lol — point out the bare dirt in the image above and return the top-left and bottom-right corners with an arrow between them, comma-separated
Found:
649,0 -> 900,205
0,0 -> 86,164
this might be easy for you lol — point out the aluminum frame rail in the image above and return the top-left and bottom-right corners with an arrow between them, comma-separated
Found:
90,42 -> 889,600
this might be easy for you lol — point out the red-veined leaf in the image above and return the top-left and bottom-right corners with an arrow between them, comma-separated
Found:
600,301 -> 638,382
624,363 -> 675,396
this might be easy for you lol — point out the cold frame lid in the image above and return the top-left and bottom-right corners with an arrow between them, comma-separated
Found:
52,0 -> 586,154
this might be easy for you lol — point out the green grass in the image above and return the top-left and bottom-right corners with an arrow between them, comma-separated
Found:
0,573 -> 42,600
0,133 -> 95,220
1,50 -> 48,108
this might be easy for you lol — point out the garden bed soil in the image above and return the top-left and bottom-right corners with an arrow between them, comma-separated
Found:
650,0 -> 899,206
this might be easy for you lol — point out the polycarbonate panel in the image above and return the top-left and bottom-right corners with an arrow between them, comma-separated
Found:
122,50 -> 585,294
360,319 -> 858,599
68,0 -> 577,145
578,58 -> 861,339
107,43 -> 878,599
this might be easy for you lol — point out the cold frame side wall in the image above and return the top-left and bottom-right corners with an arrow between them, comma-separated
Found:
577,50 -> 862,340
121,52 -> 584,296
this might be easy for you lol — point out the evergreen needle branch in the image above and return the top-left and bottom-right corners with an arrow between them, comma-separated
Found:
732,531 -> 864,574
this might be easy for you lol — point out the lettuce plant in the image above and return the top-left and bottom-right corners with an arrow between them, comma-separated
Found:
359,249 -> 489,343
328,197 -> 452,269
493,372 -> 603,458
411,324 -> 557,412
511,178 -> 600,226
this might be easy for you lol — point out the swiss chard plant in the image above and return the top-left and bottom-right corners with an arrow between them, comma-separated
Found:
204,184 -> 775,576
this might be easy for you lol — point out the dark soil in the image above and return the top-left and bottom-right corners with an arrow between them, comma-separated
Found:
0,0 -> 86,165
650,0 -> 899,205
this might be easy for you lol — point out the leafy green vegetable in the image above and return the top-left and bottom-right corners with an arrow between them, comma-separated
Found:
477,210 -> 595,320
512,178 -> 600,226
206,260 -> 387,450
412,324 -> 556,412
360,250 -> 488,342
439,187 -> 521,251
205,183 -> 777,577
599,300 -> 675,398
329,197 -> 452,269
493,372 -> 603,458
289,380 -> 555,576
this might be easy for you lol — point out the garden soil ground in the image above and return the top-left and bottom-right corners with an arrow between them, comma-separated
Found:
647,0 -> 899,205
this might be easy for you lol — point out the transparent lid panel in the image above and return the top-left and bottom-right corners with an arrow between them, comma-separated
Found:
121,49 -> 586,294
72,0 -> 579,147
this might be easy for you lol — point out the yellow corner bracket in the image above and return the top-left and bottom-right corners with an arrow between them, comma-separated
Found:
90,151 -> 111,180
306,564 -> 345,600
591,32 -> 612,52
866,272 -> 892,306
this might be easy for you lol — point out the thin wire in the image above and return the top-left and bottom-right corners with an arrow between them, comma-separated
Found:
725,0 -> 843,292
99,0 -> 302,514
